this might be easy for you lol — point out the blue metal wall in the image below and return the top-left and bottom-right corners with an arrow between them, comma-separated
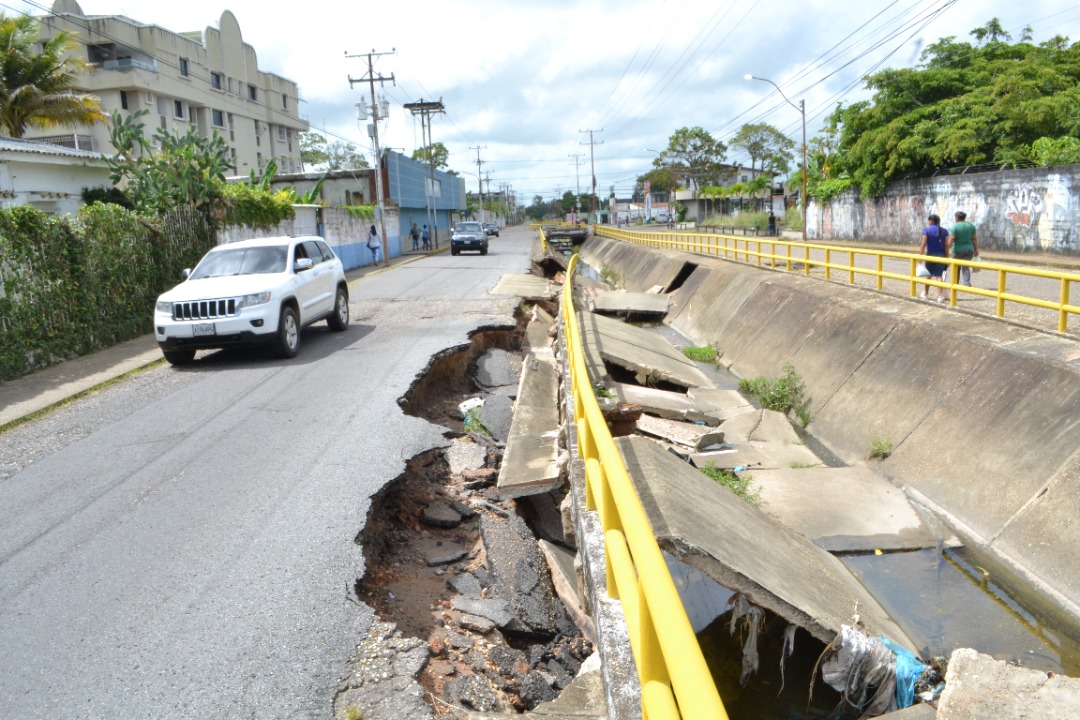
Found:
386,151 -> 466,247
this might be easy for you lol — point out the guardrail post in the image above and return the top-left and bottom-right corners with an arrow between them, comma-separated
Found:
997,269 -> 1007,318
1060,278 -> 1071,333
825,248 -> 832,281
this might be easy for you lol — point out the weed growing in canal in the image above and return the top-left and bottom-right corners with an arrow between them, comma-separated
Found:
869,436 -> 893,459
344,707 -> 364,720
683,345 -> 718,363
738,363 -> 810,425
599,264 -> 622,288
463,407 -> 491,437
789,461 -> 817,468
699,462 -> 761,505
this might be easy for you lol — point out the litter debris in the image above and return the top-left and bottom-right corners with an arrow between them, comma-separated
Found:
458,397 -> 484,416
727,593 -> 765,685
819,624 -> 929,718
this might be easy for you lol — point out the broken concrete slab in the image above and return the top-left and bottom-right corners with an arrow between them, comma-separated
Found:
491,273 -> 559,298
591,291 -> 669,317
539,540 -> 597,645
479,393 -> 514,445
616,435 -> 914,648
476,348 -> 522,388
498,353 -> 563,499
752,466 -> 954,553
451,596 -> 514,628
608,382 -> 718,425
635,413 -> 723,450
937,648 -> 1080,719
580,311 -> 714,390
525,306 -> 556,354
877,703 -> 937,719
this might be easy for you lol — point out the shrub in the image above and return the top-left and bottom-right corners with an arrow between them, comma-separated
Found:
738,362 -> 809,423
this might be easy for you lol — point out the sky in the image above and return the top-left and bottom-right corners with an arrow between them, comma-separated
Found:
8,0 -> 1080,204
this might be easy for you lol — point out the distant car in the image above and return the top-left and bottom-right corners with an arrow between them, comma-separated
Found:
451,221 -> 489,255
483,222 -> 500,237
153,236 -> 349,365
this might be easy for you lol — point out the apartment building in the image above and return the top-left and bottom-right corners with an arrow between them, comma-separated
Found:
30,0 -> 308,175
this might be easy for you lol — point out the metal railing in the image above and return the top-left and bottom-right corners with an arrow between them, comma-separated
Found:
560,252 -> 728,719
596,226 -> 1080,333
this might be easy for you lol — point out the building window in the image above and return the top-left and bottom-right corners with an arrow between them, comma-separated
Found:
211,72 -> 222,90
179,57 -> 189,77
277,126 -> 286,141
247,84 -> 257,101
228,77 -> 234,94
282,93 -> 288,109
257,152 -> 263,170
120,90 -> 128,110
174,100 -> 184,119
212,109 -> 224,127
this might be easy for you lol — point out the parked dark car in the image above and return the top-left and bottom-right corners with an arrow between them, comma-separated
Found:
483,223 -> 499,237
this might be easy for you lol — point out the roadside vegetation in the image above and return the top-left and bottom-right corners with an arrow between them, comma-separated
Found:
869,436 -> 893,460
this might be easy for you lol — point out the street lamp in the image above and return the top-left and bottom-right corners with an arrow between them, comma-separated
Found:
745,74 -> 807,241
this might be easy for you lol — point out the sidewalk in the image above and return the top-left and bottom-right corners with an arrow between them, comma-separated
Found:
0,248 -> 437,429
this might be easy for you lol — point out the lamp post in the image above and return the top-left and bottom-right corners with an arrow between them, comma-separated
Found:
745,74 -> 807,241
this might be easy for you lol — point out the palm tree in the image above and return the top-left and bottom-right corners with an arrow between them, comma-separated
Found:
0,14 -> 106,138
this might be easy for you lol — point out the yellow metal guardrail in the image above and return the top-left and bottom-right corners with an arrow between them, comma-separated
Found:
596,226 -> 1080,333
560,251 -> 728,719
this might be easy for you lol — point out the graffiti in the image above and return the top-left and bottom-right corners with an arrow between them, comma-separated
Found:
1005,184 -> 1043,228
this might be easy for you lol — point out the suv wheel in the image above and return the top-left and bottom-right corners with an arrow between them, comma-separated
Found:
163,349 -> 196,366
328,286 -> 349,331
276,305 -> 300,358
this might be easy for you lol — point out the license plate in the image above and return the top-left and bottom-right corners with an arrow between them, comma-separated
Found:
193,323 -> 216,337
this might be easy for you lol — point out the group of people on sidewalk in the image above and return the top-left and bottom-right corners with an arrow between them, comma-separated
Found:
364,223 -> 433,267
918,211 -> 980,302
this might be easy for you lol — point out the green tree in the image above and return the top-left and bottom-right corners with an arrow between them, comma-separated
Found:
636,167 -> 678,198
411,141 -> 449,169
656,126 -> 728,191
105,109 -> 230,222
300,132 -> 368,171
0,14 -> 106,137
729,123 -> 794,177
831,19 -> 1080,197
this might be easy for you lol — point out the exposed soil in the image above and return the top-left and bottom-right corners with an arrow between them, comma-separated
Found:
353,323 -> 592,716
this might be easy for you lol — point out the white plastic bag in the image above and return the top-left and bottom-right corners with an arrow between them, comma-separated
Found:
915,262 -> 931,279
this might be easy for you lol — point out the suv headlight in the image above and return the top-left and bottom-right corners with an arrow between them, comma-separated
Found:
156,300 -> 172,314
241,291 -> 271,308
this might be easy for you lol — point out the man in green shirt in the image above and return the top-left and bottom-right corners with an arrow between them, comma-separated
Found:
951,211 -> 980,286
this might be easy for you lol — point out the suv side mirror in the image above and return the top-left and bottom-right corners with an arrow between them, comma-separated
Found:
181,268 -> 192,280
294,257 -> 314,272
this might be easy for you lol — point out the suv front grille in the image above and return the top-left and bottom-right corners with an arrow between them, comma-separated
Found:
173,298 -> 239,321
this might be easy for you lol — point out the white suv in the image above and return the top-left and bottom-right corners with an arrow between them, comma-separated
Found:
154,236 -> 349,365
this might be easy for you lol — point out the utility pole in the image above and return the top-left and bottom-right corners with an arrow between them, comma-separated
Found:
403,98 -> 445,247
469,146 -> 486,221
568,152 -> 586,222
347,49 -> 395,265
579,129 -> 604,219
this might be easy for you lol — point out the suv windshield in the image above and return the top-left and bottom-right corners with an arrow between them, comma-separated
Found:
191,246 -> 288,279
457,223 -> 482,232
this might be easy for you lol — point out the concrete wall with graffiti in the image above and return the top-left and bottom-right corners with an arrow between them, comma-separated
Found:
809,165 -> 1080,255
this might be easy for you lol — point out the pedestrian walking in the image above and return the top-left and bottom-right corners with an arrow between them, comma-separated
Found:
919,214 -> 951,302
950,211 -> 979,287
366,224 -> 382,267
410,223 -> 420,251
421,224 -> 430,250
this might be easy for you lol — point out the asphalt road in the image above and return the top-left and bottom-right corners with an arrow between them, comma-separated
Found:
0,229 -> 532,719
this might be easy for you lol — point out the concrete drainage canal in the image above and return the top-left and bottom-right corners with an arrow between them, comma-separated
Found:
335,317 -> 595,719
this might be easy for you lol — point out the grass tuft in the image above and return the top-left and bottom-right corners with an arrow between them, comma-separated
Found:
699,462 -> 761,505
869,436 -> 893,460
683,345 -> 718,363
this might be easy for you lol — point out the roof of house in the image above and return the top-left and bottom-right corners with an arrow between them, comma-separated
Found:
0,136 -> 103,161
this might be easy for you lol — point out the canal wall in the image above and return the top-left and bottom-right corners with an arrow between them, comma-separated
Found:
580,235 -> 1080,629
808,164 -> 1080,255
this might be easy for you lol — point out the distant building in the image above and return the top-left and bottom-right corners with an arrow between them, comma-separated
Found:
30,0 -> 307,177
0,137 -> 111,215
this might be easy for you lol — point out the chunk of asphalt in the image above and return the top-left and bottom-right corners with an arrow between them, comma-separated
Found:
475,348 -> 521,388
427,545 -> 469,566
447,572 -> 484,599
421,500 -> 463,528
480,513 -> 557,635
447,438 -> 487,475
479,393 -> 514,445
450,596 -> 514,627
457,613 -> 497,634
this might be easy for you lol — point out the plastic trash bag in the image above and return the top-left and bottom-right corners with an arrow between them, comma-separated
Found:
819,625 -> 898,717
880,637 -> 927,710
